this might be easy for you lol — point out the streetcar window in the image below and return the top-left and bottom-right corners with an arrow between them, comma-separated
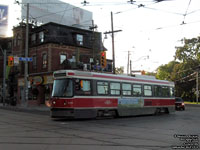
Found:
97,81 -> 108,95
162,86 -> 169,97
110,82 -> 120,95
154,85 -> 170,97
75,79 -> 91,95
52,79 -> 73,97
122,83 -> 131,96
170,87 -> 175,97
154,85 -> 162,97
133,84 -> 142,96
144,85 -> 152,96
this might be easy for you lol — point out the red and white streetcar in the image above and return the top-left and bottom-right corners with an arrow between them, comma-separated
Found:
50,70 -> 175,118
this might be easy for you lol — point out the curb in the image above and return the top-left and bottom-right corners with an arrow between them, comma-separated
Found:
185,104 -> 200,107
0,105 -> 50,115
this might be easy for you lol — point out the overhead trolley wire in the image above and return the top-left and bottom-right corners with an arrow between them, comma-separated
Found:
182,0 -> 192,24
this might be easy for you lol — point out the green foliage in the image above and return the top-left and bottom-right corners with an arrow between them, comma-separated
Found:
156,36 -> 200,100
156,61 -> 179,81
115,66 -> 124,74
175,37 -> 200,62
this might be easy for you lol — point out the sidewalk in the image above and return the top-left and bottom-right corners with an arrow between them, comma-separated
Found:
185,103 -> 200,108
0,103 -> 50,115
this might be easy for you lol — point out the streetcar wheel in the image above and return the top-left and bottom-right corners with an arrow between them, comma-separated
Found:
154,108 -> 161,115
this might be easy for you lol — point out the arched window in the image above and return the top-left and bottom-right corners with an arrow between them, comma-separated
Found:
42,53 -> 47,68
16,34 -> 21,46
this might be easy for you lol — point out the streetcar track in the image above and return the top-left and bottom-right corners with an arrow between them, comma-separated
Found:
0,116 -> 172,148
1,108 -> 197,149
0,141 -> 171,149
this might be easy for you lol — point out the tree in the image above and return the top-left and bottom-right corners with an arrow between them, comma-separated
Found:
115,66 -> 124,74
156,36 -> 200,100
156,61 -> 179,81
175,37 -> 200,62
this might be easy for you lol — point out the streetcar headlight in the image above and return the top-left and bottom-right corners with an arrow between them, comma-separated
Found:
53,101 -> 56,104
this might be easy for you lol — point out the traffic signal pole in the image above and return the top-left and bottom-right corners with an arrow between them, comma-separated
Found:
0,46 -> 6,106
3,49 -> 6,106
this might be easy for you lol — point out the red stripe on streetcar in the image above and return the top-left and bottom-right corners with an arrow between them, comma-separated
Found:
144,99 -> 175,106
68,72 -> 75,76
51,98 -> 118,108
51,98 -> 175,108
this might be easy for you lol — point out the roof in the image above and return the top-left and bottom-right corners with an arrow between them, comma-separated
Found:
53,70 -> 174,86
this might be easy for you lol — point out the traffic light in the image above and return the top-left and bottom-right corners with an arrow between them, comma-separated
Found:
8,56 -> 14,67
100,51 -> 107,68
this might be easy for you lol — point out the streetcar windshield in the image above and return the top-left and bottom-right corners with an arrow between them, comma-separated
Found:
52,79 -> 73,97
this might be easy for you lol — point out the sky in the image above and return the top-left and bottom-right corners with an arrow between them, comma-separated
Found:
1,0 -> 200,73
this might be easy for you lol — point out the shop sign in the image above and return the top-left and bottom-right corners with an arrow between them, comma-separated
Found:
18,78 -> 24,86
33,76 -> 43,85
43,75 -> 53,84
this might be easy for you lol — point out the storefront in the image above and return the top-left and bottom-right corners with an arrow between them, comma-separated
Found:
17,75 -> 53,106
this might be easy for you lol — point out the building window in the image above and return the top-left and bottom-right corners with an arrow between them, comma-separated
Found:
31,33 -> 36,44
33,55 -> 37,69
110,82 -> 120,95
122,83 -> 131,96
14,36 -> 17,46
76,34 -> 83,45
60,54 -> 67,64
39,31 -> 44,43
42,53 -> 47,68
16,34 -> 21,46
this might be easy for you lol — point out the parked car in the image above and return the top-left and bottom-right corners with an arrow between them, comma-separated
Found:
175,97 -> 185,110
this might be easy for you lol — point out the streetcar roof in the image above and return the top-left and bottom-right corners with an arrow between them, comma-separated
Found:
53,70 -> 174,86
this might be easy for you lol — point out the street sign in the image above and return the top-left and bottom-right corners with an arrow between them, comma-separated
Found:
14,56 -> 19,65
19,57 -> 33,62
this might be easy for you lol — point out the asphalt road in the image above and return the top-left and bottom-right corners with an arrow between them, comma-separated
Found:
0,105 -> 199,150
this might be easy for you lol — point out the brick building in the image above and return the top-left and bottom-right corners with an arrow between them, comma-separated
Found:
11,22 -> 106,106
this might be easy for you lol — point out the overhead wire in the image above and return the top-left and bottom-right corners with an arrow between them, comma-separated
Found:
182,0 -> 192,24
17,0 -> 200,34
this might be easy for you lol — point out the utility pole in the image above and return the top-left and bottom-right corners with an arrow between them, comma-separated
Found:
111,12 -> 115,74
196,71 -> 199,104
127,51 -> 130,75
89,20 -> 97,64
104,12 -> 122,74
0,46 -> 6,106
130,60 -> 132,75
24,3 -> 29,106
3,49 -> 6,106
